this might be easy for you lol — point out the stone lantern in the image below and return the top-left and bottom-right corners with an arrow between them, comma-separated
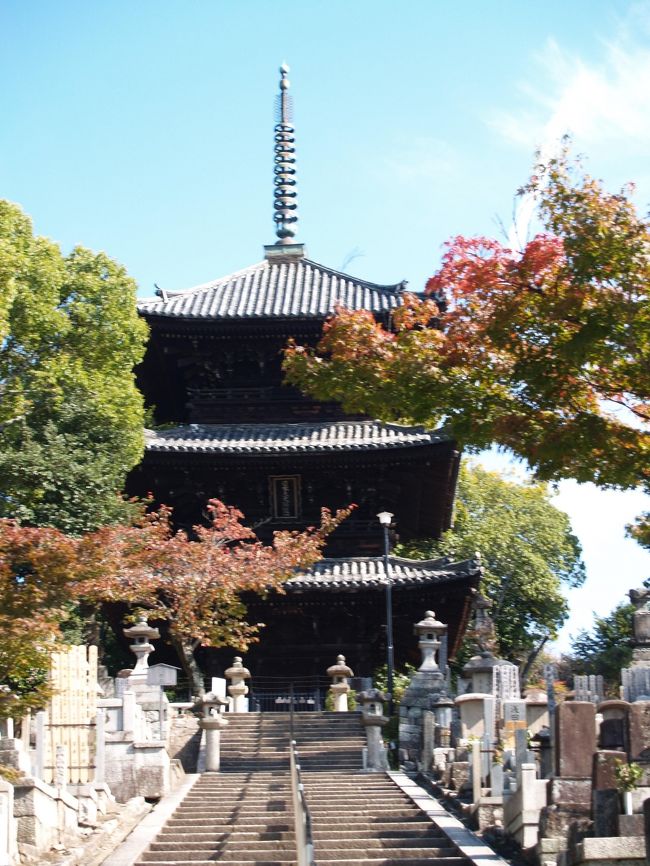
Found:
198,692 -> 230,771
123,616 -> 160,685
399,610 -> 451,767
358,689 -> 389,771
414,611 -> 447,679
327,654 -> 353,712
224,657 -> 251,713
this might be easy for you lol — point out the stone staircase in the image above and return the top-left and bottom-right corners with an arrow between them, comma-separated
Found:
137,771 -> 296,864
134,712 -> 478,866
220,712 -> 365,772
303,773 -> 470,865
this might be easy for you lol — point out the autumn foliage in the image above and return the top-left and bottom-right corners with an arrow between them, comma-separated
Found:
0,521 -> 83,716
284,153 -> 649,492
0,501 -> 351,710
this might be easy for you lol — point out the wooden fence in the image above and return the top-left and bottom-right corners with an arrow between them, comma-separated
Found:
43,645 -> 98,785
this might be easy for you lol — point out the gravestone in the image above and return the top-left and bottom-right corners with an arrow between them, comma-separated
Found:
593,750 -> 626,790
574,675 -> 604,704
544,663 -> 558,714
503,699 -> 527,723
555,701 -> 597,778
514,726 -> 535,785
622,668 -> 650,702
628,700 -> 650,762
592,789 -> 619,837
600,718 -> 627,751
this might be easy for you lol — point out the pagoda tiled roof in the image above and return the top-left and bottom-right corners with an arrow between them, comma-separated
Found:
138,256 -> 405,320
286,555 -> 481,591
145,421 -> 449,455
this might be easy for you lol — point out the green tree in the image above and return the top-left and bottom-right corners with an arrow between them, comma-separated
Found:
0,201 -> 148,532
399,463 -> 585,670
284,150 -> 649,493
628,513 -> 650,551
570,598 -> 635,688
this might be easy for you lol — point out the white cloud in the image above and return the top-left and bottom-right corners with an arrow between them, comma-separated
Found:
491,8 -> 650,249
492,25 -> 650,158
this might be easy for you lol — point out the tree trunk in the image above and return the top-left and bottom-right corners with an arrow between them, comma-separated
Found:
519,633 -> 550,688
171,635 -> 205,699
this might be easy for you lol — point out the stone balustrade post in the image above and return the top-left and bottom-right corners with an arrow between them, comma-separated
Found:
34,711 -> 46,780
198,692 -> 230,772
327,655 -> 353,712
225,657 -> 251,713
122,691 -> 136,734
95,709 -> 106,785
0,778 -> 17,866
359,689 -> 389,771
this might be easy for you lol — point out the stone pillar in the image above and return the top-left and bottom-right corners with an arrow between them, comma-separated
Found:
0,779 -> 17,866
122,690 -> 137,735
327,655 -> 353,712
94,709 -> 106,785
198,692 -> 229,772
359,689 -> 389,771
34,711 -> 46,780
224,657 -> 251,713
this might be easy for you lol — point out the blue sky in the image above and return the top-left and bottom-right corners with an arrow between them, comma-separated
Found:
2,0 -> 649,650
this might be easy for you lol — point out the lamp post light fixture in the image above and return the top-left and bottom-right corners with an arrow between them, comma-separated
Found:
377,511 -> 395,717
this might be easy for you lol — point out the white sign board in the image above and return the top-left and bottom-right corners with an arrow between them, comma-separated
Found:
147,664 -> 179,687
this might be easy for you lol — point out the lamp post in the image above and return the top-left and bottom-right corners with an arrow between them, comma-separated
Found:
377,511 -> 395,717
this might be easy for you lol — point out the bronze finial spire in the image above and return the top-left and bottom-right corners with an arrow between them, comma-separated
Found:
273,63 -> 298,244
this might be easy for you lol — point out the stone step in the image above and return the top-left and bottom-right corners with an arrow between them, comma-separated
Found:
133,853 -> 294,866
313,815 -> 434,826
309,808 -> 423,817
313,821 -> 436,833
165,815 -> 293,833
304,787 -> 402,793
139,850 -> 298,863
186,787 -> 290,793
139,853 -> 297,864
140,860 -> 468,866
311,859 -> 468,866
157,831 -> 295,843
148,840 -> 298,854
170,806 -> 291,818
312,839 -> 456,852
186,790 -> 291,798
313,823 -> 447,842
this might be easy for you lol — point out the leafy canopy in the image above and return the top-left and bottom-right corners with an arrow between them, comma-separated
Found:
0,520 -> 83,717
399,463 -> 585,665
570,598 -> 636,688
0,500 -> 351,709
0,200 -> 149,532
284,151 -> 649,492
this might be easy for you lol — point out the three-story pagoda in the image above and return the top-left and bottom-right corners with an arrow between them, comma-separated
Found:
129,66 -> 480,683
